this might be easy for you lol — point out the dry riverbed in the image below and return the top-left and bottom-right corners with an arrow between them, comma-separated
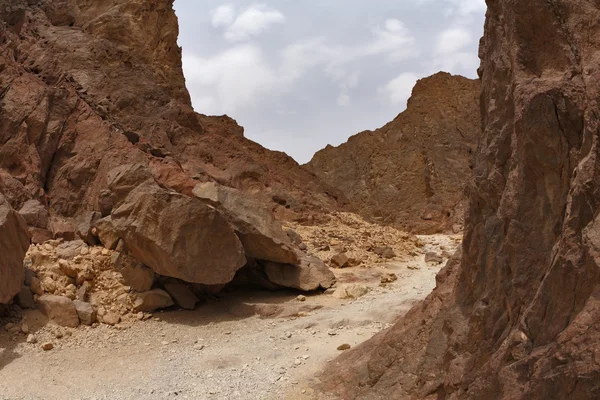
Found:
0,234 -> 460,400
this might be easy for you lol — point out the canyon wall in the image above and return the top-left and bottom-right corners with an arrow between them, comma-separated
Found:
319,0 -> 600,398
308,73 -> 480,234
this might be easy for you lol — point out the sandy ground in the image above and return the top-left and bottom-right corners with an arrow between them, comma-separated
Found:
0,234 -> 460,400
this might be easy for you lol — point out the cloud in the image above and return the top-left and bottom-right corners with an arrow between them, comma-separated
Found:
379,72 -> 420,106
417,0 -> 486,16
211,4 -> 285,42
435,27 -> 472,55
211,4 -> 235,28
184,18 -> 417,114
183,44 -> 276,113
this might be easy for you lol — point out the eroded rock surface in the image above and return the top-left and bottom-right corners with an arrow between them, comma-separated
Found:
0,194 -> 30,303
319,1 -> 600,399
308,73 -> 480,233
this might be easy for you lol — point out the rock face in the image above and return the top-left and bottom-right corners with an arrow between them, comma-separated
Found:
308,73 -> 480,233
0,194 -> 30,303
0,0 -> 343,229
319,1 -> 600,399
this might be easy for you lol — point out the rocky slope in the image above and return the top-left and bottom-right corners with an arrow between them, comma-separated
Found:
307,73 -> 480,234
0,1 -> 343,302
318,0 -> 600,399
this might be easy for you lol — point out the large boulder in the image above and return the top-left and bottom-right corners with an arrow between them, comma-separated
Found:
0,194 -> 30,303
111,180 -> 246,285
193,182 -> 299,265
262,255 -> 335,291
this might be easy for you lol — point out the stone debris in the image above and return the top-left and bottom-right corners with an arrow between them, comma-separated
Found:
37,295 -> 80,328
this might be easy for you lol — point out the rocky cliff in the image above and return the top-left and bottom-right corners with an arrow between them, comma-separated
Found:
307,73 -> 480,234
0,0 -> 343,302
0,0 -> 343,226
319,0 -> 600,398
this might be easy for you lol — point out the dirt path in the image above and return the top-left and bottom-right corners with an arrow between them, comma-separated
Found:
0,235 -> 460,400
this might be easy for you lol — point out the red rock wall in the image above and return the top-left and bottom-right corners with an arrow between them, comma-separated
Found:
0,0 -> 344,232
318,0 -> 600,398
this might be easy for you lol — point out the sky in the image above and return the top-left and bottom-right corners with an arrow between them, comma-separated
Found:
173,0 -> 486,163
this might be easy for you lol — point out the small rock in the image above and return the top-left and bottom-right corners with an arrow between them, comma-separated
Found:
41,342 -> 54,351
332,284 -> 369,300
102,312 -> 120,326
163,283 -> 199,310
296,295 -> 306,302
133,289 -> 174,312
374,246 -> 395,259
380,273 -> 398,284
26,334 -> 37,344
20,323 -> 29,334
194,344 -> 205,351
29,277 -> 44,296
330,253 -> 349,268
37,295 -> 80,328
337,343 -> 351,351
425,252 -> 443,264
16,286 -> 36,309
73,300 -> 97,325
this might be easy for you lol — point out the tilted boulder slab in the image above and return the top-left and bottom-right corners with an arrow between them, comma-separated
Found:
193,182 -> 299,265
319,1 -> 600,399
262,255 -> 335,292
0,194 -> 30,303
111,182 -> 246,285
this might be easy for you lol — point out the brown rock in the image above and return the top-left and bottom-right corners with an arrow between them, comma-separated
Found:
41,342 -> 54,351
73,300 -> 96,325
424,252 -> 443,264
330,253 -> 349,268
102,312 -> 120,326
332,284 -> 369,300
193,182 -> 299,265
263,255 -> 335,291
308,73 -> 480,234
16,286 -> 36,309
56,240 -> 88,260
319,2 -> 600,399
374,246 -> 395,259
93,217 -> 120,251
0,194 -> 29,303
29,228 -> 53,245
116,253 -> 155,292
18,199 -> 49,228
76,211 -> 101,245
163,283 -> 199,310
37,295 -> 79,328
133,289 -> 174,312
111,179 -> 246,285
29,277 -> 44,297
337,344 -> 351,351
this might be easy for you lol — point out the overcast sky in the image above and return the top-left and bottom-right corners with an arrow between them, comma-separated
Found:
173,0 -> 486,163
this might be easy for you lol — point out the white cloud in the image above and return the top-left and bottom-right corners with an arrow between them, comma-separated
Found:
211,4 -> 236,28
417,0 -> 486,16
435,27 -> 472,55
183,44 -> 276,113
379,72 -> 420,106
185,18 -> 417,114
211,4 -> 285,42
